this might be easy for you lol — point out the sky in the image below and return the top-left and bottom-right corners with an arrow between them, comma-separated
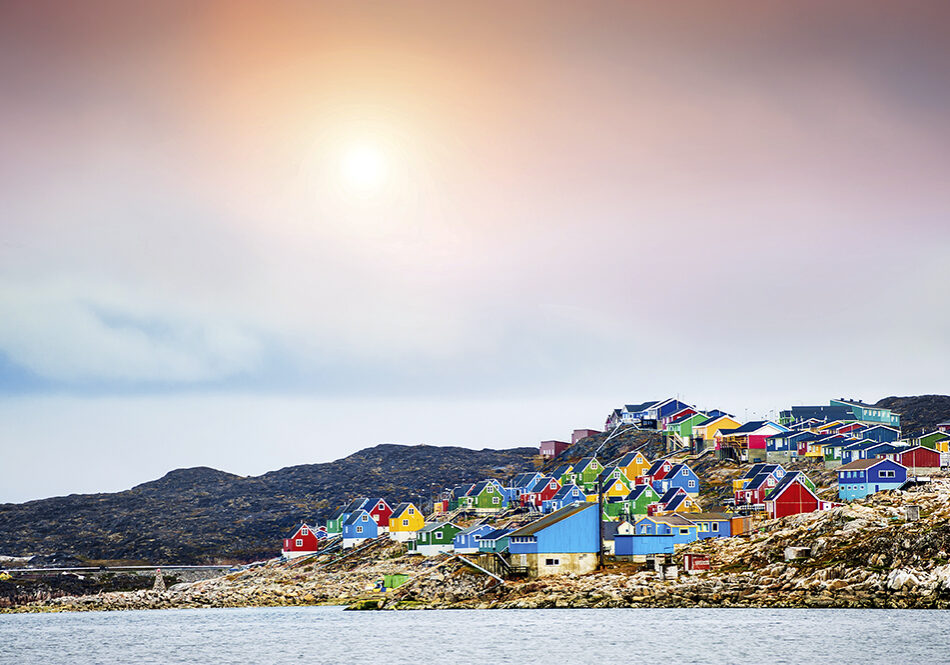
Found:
1,1 -> 948,503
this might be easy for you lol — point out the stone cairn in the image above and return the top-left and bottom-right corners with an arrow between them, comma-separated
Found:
153,568 -> 166,592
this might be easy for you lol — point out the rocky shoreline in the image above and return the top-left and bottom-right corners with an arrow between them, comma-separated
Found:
5,480 -> 950,614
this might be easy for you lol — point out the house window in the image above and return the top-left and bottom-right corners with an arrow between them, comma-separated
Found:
492,497 -> 500,504
356,526 -> 363,533
435,531 -> 443,539
408,508 -> 415,514
301,527 -> 308,536
295,539 -> 303,547
688,480 -> 696,488
681,469 -> 688,476
403,519 -> 409,526
486,486 -> 493,493
362,514 -> 368,521
712,523 -> 719,532
881,470 -> 895,479
545,558 -> 560,566
679,528 -> 689,535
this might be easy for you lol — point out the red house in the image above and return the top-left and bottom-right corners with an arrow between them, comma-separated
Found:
899,446 -> 941,474
367,498 -> 393,531
521,476 -> 561,509
540,440 -> 571,458
572,429 -> 601,444
764,473 -> 820,519
282,523 -> 320,558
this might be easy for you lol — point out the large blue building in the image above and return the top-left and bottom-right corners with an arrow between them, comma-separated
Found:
508,503 -> 599,577
837,458 -> 907,500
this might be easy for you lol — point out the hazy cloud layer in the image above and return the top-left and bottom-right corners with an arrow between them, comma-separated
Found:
1,1 -> 948,501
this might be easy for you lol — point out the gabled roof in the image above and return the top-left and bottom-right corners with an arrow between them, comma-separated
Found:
616,451 -> 648,467
550,464 -> 574,478
665,463 -> 695,478
550,484 -> 584,501
597,465 -> 623,481
645,459 -> 670,476
740,463 -> 779,480
832,398 -> 884,409
601,522 -> 621,540
343,497 -> 369,513
528,477 -> 557,493
837,458 -> 905,471
451,485 -> 474,499
468,479 -> 503,496
865,443 -> 907,456
862,424 -> 901,433
390,502 -> 417,518
641,514 -> 695,526
744,472 -> 776,491
626,485 -> 657,501
328,506 -> 345,519
573,457 -> 600,473
695,414 -> 735,428
456,524 -> 494,537
507,502 -> 595,537
343,509 -> 372,526
787,405 -> 855,421
718,420 -> 787,435
479,528 -> 511,541
659,487 -> 687,504
418,521 -> 459,534
510,472 -> 541,488
668,411 -> 705,426
767,472 -> 817,502
624,400 -> 661,413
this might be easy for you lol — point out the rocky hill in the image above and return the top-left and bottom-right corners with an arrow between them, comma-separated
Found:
875,395 -> 950,436
0,444 -> 536,565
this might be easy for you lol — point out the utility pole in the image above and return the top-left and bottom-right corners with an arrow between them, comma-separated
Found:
597,473 -> 604,570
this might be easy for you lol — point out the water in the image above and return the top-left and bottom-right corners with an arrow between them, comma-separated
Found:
1,606 -> 948,664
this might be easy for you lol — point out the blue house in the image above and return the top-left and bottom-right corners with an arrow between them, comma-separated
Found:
690,513 -> 732,539
477,528 -> 512,553
542,484 -> 586,513
342,509 -> 379,548
615,515 -> 698,557
508,472 -> 543,501
862,425 -> 902,444
841,439 -> 879,465
453,524 -> 494,554
507,503 -> 599,577
651,463 -> 700,496
837,458 -> 907,500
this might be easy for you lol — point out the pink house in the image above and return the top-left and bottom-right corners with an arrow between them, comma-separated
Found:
540,440 -> 571,458
572,429 -> 601,444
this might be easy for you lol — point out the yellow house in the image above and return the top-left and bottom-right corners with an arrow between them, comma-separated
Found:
654,493 -> 701,515
615,451 -> 651,481
389,502 -> 424,542
693,415 -> 742,444
602,477 -> 633,499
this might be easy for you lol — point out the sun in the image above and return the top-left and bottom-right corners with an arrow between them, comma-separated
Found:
340,143 -> 388,194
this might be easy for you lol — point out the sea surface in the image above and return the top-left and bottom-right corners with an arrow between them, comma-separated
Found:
1,606 -> 947,664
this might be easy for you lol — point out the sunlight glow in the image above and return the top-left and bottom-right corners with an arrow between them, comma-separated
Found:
340,143 -> 388,194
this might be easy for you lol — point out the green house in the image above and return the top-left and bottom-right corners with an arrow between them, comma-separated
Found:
666,412 -> 709,439
573,457 -> 604,492
603,484 -> 660,520
462,479 -> 507,513
448,484 -> 474,511
326,507 -> 345,535
409,522 -> 463,555
550,464 -> 576,486
916,431 -> 950,450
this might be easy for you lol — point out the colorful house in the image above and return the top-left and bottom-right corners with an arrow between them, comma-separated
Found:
508,473 -> 544,501
732,463 -> 785,498
572,428 -> 601,444
389,502 -> 425,542
829,399 -> 900,428
447,485 -> 474,511
665,411 -> 709,441
411,522 -> 463,556
716,421 -> 790,463
521,476 -> 561,510
463,479 -> 508,513
766,431 -> 810,463
366,498 -> 393,532
837,459 -> 908,500
549,464 -> 577,487
476,528 -> 512,554
507,503 -> 600,577
898,446 -> 942,475
342,509 -> 379,549
542,484 -> 587,513
764,472 -> 821,519
600,475 -> 634,500
735,471 -> 780,506
861,425 -> 902,444
615,514 -> 699,557
690,513 -> 732,539
539,440 -> 571,458
651,463 -> 700,496
453,524 -> 495,554
642,459 -> 674,485
915,431 -> 950,451
281,523 -> 321,559
326,507 -> 346,535
653,487 -> 700,514
692,414 -> 742,451
614,451 -> 651,482
573,457 -> 605,491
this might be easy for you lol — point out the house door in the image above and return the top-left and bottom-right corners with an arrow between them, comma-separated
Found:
875,485 -> 879,492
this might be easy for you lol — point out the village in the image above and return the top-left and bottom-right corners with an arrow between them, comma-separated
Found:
280,397 -> 950,583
